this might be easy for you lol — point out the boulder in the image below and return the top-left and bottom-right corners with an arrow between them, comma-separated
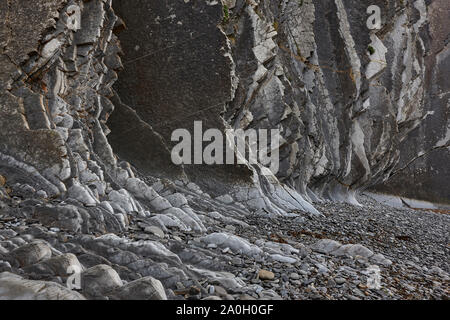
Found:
10,241 -> 52,267
81,264 -> 123,299
110,276 -> 167,300
0,272 -> 85,300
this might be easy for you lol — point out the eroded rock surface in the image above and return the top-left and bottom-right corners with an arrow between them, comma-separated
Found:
0,0 -> 448,300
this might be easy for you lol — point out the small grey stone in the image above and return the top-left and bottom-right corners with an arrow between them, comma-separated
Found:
214,286 -> 228,297
289,273 -> 300,280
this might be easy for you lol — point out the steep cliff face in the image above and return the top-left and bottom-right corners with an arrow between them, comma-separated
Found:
0,1 -> 321,289
1,0 -> 132,233
220,0 -> 448,204
0,0 -> 448,300
1,0 -> 447,223
109,0 -> 449,206
371,0 -> 450,205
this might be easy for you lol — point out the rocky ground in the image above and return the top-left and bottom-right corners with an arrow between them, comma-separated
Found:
0,192 -> 448,300
0,0 -> 448,302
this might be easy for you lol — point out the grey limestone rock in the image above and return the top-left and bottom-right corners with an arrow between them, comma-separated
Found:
0,0 -> 448,301
110,276 -> 167,300
0,272 -> 85,300
81,264 -> 123,299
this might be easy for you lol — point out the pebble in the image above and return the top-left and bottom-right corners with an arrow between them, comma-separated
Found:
299,270 -> 309,276
289,273 -> 300,280
258,269 -> 275,281
316,264 -> 329,274
232,257 -> 243,266
213,286 -> 228,297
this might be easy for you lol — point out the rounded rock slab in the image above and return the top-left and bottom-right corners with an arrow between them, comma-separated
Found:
110,276 -> 167,300
81,264 -> 123,299
10,241 -> 52,267
0,272 -> 85,300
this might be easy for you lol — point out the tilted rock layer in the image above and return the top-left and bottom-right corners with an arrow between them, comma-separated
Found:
110,0 -> 449,205
0,0 -> 448,300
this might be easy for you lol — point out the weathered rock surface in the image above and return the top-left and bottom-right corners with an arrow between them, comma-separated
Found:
110,276 -> 167,300
81,264 -> 123,299
9,241 -> 52,267
0,272 -> 85,300
0,0 -> 448,301
108,0 -> 449,206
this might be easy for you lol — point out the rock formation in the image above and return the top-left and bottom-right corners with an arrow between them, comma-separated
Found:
0,0 -> 448,300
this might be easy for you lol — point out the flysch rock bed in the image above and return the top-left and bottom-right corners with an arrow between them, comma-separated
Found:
0,0 -> 448,301
0,192 -> 448,300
